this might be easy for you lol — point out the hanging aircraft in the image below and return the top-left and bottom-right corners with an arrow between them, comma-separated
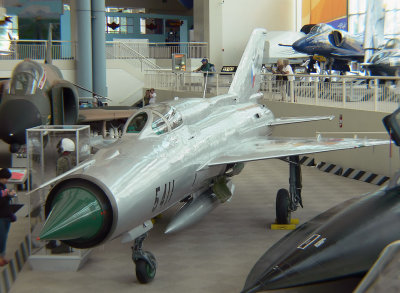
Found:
287,23 -> 364,72
362,38 -> 400,77
241,109 -> 400,293
33,28 -> 389,284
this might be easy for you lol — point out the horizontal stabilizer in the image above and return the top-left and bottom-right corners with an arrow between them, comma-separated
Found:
268,115 -> 334,126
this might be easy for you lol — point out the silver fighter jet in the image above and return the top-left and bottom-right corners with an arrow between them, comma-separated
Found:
37,28 -> 389,284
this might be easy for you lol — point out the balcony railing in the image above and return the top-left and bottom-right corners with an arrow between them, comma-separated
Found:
144,71 -> 400,113
0,40 -> 208,61
0,40 -> 75,60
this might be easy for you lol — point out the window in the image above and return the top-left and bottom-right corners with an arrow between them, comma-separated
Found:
126,112 -> 148,133
106,7 -> 145,13
150,105 -> 183,135
9,61 -> 43,95
152,112 -> 168,135
348,0 -> 400,39
140,18 -> 163,35
10,72 -> 36,95
106,16 -> 128,34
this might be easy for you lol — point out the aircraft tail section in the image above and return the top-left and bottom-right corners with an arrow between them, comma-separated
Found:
228,28 -> 267,102
363,0 -> 385,63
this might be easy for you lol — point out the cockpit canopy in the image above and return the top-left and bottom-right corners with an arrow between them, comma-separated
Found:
9,60 -> 45,95
309,23 -> 331,35
124,104 -> 183,136
385,39 -> 400,50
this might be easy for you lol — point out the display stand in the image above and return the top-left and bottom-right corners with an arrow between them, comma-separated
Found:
26,125 -> 93,271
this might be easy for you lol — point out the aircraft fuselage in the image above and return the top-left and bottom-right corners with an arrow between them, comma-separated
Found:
43,95 -> 274,247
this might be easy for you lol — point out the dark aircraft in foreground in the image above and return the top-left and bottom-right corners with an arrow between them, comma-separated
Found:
241,110 -> 400,293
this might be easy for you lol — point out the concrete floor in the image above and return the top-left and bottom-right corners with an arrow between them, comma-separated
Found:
7,157 -> 378,293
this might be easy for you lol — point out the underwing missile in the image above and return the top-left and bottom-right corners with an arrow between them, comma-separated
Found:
165,181 -> 234,234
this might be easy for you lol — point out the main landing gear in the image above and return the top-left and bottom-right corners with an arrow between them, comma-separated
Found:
276,155 -> 303,224
132,233 -> 157,283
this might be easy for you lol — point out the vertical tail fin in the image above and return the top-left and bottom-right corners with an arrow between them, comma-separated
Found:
363,0 -> 385,63
228,28 -> 267,101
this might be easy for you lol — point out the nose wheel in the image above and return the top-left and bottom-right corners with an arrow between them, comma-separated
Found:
132,233 -> 157,284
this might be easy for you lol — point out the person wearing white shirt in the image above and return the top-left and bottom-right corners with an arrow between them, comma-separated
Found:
282,59 -> 295,102
149,88 -> 157,104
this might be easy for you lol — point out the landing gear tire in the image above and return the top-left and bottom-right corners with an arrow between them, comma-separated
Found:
276,188 -> 291,224
132,234 -> 157,284
135,252 -> 156,284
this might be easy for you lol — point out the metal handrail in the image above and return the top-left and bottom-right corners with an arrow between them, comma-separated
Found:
144,70 -> 400,113
117,42 -> 161,70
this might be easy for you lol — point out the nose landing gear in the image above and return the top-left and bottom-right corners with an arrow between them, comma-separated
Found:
132,233 -> 157,284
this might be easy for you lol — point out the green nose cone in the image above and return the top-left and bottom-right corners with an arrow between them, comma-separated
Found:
39,187 -> 104,241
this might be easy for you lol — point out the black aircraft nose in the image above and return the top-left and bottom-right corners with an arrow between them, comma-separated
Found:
0,99 -> 42,147
292,38 -> 308,54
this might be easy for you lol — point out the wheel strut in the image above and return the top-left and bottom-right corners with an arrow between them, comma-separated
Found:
275,156 -> 303,224
132,233 -> 157,284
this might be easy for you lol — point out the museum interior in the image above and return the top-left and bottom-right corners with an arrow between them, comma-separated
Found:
0,0 -> 399,292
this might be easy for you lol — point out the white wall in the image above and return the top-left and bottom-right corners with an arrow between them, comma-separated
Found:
221,0 -> 297,66
209,0 -> 223,70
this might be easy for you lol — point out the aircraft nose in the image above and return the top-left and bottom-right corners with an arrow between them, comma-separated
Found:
0,99 -> 42,146
40,187 -> 105,241
39,180 -> 113,248
242,265 -> 287,293
292,38 -> 307,54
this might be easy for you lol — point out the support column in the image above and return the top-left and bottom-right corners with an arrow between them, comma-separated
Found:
73,0 -> 93,102
91,0 -> 108,103
193,0 -> 222,70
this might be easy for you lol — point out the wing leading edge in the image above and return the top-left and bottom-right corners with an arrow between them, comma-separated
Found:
207,137 -> 390,166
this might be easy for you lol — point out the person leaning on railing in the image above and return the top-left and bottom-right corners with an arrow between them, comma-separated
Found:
193,58 -> 216,76
272,59 -> 288,101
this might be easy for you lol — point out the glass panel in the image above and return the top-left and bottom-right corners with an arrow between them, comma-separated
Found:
152,112 -> 168,135
164,107 -> 183,130
349,0 -> 400,39
165,19 -> 181,42
148,105 -> 183,131
10,72 -> 36,95
140,18 -> 163,35
126,112 -> 148,133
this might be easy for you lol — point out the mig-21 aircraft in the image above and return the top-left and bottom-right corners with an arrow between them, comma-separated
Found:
34,28 -> 388,284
